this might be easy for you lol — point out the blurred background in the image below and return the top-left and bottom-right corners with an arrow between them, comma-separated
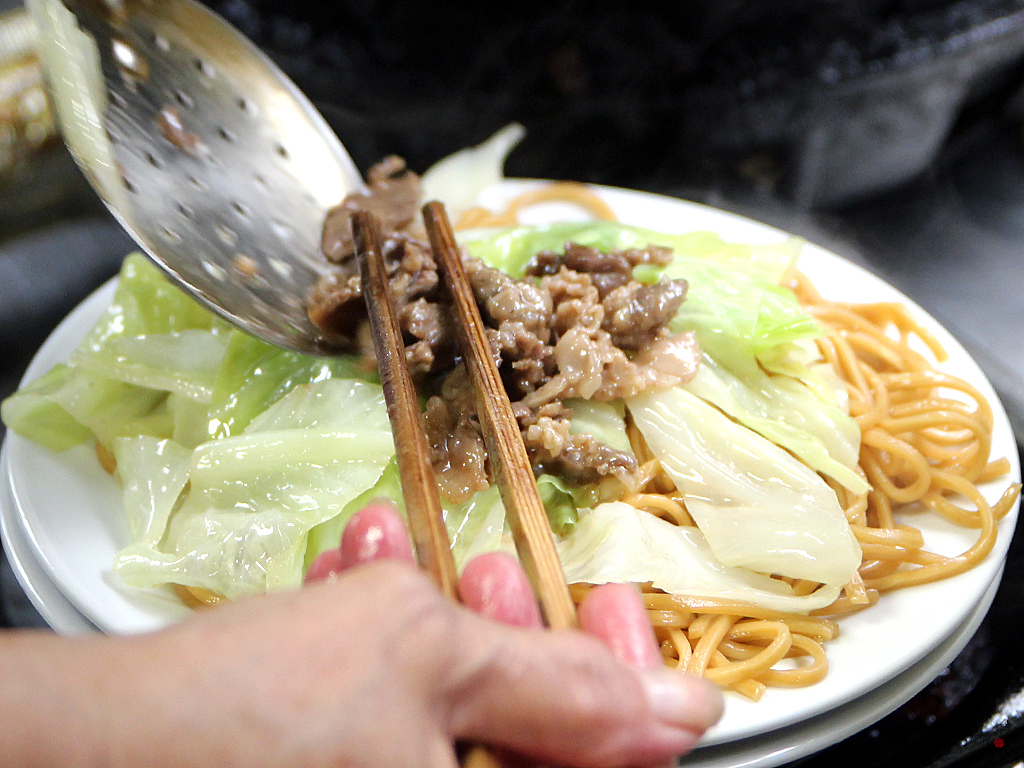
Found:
2,1 -> 1024,765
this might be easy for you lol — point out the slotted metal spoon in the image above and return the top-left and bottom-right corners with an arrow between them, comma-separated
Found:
27,0 -> 363,354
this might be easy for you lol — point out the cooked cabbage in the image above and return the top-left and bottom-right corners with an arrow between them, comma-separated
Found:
3,215 -> 865,609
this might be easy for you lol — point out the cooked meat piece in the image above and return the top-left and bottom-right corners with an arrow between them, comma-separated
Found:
423,394 -> 489,503
306,270 -> 362,347
621,245 -> 674,268
310,162 -> 701,501
634,332 -> 702,380
546,436 -> 638,486
601,279 -> 688,350
320,156 -> 422,263
309,217 -> 448,370
527,243 -> 675,298
520,266 -> 698,407
387,236 -> 439,304
515,402 -> 637,485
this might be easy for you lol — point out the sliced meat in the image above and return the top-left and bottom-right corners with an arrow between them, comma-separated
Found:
601,279 -> 689,350
310,162 -> 701,501
320,156 -> 423,263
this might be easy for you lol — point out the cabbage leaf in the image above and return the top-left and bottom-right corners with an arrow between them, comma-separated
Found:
558,502 -> 843,613
1,364 -> 171,452
682,354 -> 867,494
113,379 -> 394,599
421,123 -> 526,224
628,387 -> 861,588
72,254 -> 230,402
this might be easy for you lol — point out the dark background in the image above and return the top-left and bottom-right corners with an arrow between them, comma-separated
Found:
3,1 -> 1024,765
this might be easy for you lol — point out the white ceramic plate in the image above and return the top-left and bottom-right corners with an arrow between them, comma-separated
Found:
2,183 -> 1019,748
4,280 -> 194,635
0,448 -> 96,635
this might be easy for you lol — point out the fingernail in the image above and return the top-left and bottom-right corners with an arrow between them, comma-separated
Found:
639,668 -> 724,731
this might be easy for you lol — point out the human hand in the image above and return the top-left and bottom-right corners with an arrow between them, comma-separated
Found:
5,501 -> 719,768
302,501 -> 723,766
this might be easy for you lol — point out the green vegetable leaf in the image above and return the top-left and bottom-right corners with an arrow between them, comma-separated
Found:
1,364 -> 171,452
537,474 -> 579,536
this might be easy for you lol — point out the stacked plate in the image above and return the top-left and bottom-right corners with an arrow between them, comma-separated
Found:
0,185 -> 1018,767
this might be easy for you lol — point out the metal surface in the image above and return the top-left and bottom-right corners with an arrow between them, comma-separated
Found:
27,0 -> 362,354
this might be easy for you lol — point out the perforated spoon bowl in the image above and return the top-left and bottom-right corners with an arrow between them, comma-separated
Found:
27,0 -> 363,354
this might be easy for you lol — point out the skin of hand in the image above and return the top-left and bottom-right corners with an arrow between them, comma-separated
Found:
0,503 -> 721,768
306,502 -> 723,766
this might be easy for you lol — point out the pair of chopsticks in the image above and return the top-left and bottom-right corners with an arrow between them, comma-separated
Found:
352,202 -> 577,631
353,204 -> 577,768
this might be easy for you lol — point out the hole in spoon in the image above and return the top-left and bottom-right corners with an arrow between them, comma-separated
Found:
194,58 -> 215,79
233,253 -> 260,278
269,258 -> 292,278
112,39 -> 148,80
203,260 -> 226,281
271,220 -> 292,241
216,224 -> 238,246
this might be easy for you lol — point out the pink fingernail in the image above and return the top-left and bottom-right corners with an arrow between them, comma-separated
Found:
459,552 -> 543,628
340,502 -> 414,568
304,548 -> 344,583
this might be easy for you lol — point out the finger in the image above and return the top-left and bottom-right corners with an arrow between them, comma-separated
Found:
340,501 -> 415,569
444,617 -> 723,766
578,583 -> 662,670
459,553 -> 543,629
304,548 -> 345,583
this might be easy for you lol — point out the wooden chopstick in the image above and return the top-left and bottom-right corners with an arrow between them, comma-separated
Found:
354,211 -> 504,768
352,211 -> 459,600
423,201 -> 578,632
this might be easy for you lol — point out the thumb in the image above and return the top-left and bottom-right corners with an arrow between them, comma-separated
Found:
443,618 -> 721,767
